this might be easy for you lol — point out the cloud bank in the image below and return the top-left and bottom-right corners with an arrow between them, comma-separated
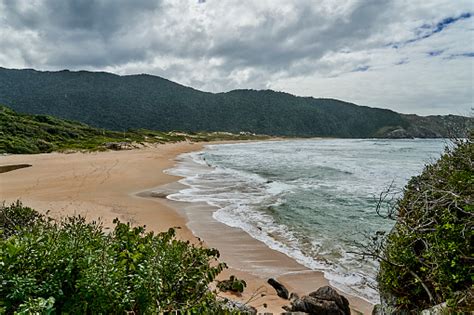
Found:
0,0 -> 472,115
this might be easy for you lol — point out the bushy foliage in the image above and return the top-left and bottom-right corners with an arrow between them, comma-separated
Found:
376,136 -> 473,312
0,203 -> 231,314
217,275 -> 247,293
0,201 -> 45,239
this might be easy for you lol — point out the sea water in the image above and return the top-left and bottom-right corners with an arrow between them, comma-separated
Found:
166,139 -> 447,303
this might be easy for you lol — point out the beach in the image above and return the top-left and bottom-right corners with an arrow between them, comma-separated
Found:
0,142 -> 373,314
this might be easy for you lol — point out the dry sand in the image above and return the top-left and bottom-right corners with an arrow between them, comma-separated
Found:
0,143 -> 374,314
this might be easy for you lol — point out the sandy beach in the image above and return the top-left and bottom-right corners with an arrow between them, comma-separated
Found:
0,142 -> 373,314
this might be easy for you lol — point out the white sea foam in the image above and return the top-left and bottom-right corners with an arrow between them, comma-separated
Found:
165,139 -> 446,304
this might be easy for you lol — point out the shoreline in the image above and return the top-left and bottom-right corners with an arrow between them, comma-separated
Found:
0,142 -> 373,314
140,145 -> 374,314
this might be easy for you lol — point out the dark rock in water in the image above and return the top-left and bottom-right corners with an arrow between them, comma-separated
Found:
285,286 -> 350,315
309,286 -> 350,315
267,278 -> 289,299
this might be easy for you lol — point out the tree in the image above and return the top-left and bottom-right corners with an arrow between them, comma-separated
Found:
363,134 -> 473,312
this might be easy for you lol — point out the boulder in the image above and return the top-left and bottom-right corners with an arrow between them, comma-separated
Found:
291,295 -> 342,315
267,278 -> 289,299
284,286 -> 350,315
309,286 -> 350,315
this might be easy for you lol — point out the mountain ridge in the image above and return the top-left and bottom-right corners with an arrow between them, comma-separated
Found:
0,67 -> 470,138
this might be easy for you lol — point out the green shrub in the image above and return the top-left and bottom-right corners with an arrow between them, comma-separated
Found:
377,136 -> 473,312
217,275 -> 247,293
0,201 -> 45,239
15,297 -> 55,315
0,204 -> 230,314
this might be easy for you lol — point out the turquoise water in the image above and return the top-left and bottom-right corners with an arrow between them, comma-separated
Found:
167,139 -> 447,303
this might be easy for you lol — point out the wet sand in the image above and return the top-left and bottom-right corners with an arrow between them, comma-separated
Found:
0,143 -> 373,314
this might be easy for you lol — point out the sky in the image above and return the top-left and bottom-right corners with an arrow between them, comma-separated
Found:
0,0 -> 473,115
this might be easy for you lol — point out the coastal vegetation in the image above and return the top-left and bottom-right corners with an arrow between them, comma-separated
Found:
369,134 -> 473,312
0,105 -> 268,154
217,275 -> 247,294
0,201 -> 233,314
1,67 -> 471,138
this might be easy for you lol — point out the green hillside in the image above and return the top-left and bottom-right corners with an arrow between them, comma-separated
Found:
1,67 -> 469,138
0,105 -> 268,154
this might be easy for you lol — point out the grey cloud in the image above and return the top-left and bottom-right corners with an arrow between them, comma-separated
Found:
0,0 -> 392,83
3,0 -> 161,34
0,0 -> 472,115
1,0 -> 162,68
206,1 -> 389,74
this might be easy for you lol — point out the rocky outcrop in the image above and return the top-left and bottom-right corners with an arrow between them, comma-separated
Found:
283,286 -> 350,315
376,126 -> 444,139
376,114 -> 473,139
383,128 -> 413,139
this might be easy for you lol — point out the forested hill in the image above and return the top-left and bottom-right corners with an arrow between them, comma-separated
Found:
0,105 -> 269,154
0,67 -> 470,138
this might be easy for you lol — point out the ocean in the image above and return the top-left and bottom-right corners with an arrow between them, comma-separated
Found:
166,138 -> 447,303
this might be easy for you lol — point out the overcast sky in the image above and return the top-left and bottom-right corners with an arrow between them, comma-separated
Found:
0,0 -> 473,115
